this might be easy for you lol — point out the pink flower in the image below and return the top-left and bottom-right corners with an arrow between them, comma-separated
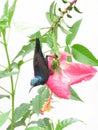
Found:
46,52 -> 97,99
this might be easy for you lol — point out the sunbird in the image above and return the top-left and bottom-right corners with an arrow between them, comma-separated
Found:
29,38 -> 50,92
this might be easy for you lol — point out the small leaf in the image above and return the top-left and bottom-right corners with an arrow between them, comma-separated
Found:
67,14 -> 72,18
3,0 -> 8,16
14,103 -> 30,122
0,0 -> 9,31
62,0 -> 68,3
49,1 -> 56,16
0,111 -> 10,127
58,8 -> 62,12
66,19 -> 82,45
0,16 -> 8,31
56,118 -> 83,130
72,44 -> 98,66
25,126 -> 43,130
68,6 -> 73,11
74,6 -> 82,13
46,1 -> 59,25
17,60 -> 24,69
0,69 -> 18,78
70,87 -> 83,102
0,94 -> 10,99
8,0 -> 17,25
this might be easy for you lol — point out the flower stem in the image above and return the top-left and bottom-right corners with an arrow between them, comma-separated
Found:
2,30 -> 15,130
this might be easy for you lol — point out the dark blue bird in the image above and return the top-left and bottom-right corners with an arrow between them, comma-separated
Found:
29,38 -> 50,92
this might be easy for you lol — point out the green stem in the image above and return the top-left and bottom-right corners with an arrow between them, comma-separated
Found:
0,86 -> 11,95
2,31 -> 15,130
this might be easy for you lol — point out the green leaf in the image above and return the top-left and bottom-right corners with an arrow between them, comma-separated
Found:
0,1 -> 9,31
17,60 -> 24,69
0,69 -> 18,78
13,41 -> 35,60
66,19 -> 82,45
46,1 -> 59,25
30,86 -> 50,114
0,16 -> 8,32
8,0 -> 17,25
3,0 -> 9,16
0,94 -> 10,99
58,8 -> 62,13
50,1 -> 57,16
46,13 -> 59,25
72,44 -> 98,66
14,103 -> 30,122
62,0 -> 68,3
56,118 -> 82,130
35,118 -> 54,130
0,111 -> 10,127
67,13 -> 72,18
25,126 -> 43,130
68,6 -> 73,11
70,87 -> 83,102
0,0 -> 17,31
74,6 -> 82,14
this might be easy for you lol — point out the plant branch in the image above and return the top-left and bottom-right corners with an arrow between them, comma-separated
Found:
0,86 -> 11,95
2,30 -> 15,130
51,0 -> 77,29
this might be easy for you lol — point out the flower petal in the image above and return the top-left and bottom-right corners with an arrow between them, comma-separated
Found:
46,71 -> 71,99
62,62 -> 97,85
46,52 -> 97,99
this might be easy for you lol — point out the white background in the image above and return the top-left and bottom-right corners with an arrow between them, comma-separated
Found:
0,0 -> 98,130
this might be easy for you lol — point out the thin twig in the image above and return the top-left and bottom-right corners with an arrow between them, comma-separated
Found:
51,0 -> 77,29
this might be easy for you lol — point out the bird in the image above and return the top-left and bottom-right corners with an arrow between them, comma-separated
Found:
29,38 -> 50,92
